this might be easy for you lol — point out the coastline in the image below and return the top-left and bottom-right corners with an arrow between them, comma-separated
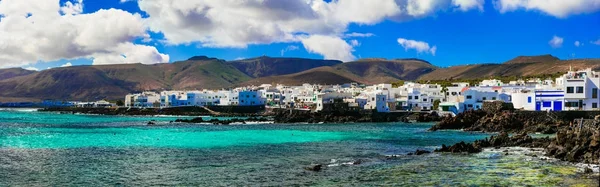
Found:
429,107 -> 600,166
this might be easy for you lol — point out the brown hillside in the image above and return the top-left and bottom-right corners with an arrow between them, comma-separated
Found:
240,58 -> 437,86
229,56 -> 342,78
0,68 -> 36,80
419,58 -> 600,80
0,58 -> 251,101
504,54 -> 560,64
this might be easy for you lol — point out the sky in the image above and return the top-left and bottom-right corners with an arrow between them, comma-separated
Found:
0,0 -> 599,71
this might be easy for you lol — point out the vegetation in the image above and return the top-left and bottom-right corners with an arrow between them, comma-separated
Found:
392,80 -> 405,88
116,100 -> 124,106
433,99 -> 441,110
416,72 -> 565,87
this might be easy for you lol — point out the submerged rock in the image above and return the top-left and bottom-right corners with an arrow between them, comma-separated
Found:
304,164 -> 323,172
414,149 -> 431,155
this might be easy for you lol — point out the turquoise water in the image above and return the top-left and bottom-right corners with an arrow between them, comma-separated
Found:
0,109 -> 598,186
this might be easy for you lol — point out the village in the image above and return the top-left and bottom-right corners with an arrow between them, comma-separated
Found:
116,68 -> 600,115
6,68 -> 598,116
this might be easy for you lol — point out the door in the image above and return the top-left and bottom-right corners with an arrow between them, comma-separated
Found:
553,101 -> 562,111
535,102 -> 541,111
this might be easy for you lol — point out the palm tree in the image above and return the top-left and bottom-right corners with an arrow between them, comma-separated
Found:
441,86 -> 449,102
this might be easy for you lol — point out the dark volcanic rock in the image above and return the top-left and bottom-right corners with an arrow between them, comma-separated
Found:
414,149 -> 431,155
430,110 -> 563,134
435,132 -> 551,154
304,164 -> 323,172
546,126 -> 599,164
272,109 -> 426,123
436,141 -> 481,153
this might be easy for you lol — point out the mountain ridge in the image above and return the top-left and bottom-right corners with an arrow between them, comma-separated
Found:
1,55 -> 599,102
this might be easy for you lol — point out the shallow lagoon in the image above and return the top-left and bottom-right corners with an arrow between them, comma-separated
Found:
0,110 -> 598,186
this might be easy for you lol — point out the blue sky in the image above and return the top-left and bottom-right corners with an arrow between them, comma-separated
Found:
1,0 -> 599,70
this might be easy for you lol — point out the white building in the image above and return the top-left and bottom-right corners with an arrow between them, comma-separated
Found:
561,68 -> 600,110
125,92 -> 161,108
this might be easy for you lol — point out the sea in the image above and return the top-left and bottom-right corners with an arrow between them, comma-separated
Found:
0,108 -> 598,186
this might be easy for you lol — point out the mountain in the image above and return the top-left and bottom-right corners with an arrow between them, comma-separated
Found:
0,68 -> 36,80
503,54 -> 560,64
0,58 -> 251,101
2,54 -> 600,102
240,58 -> 437,86
229,56 -> 342,77
419,55 -> 600,80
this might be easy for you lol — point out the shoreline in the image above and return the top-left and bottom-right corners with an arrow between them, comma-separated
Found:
430,108 -> 600,165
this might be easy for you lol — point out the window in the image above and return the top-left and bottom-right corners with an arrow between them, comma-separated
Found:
565,102 -> 578,107
423,99 -> 427,102
466,95 -> 472,99
415,96 -> 419,100
527,97 -> 532,103
542,101 -> 551,107
576,87 -> 584,93
492,97 -> 496,100
593,103 -> 598,109
408,96 -> 412,100
567,87 -> 574,93
593,88 -> 598,99
482,97 -> 487,100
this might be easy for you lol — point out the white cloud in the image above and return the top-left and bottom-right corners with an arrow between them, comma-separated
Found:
280,45 -> 300,56
301,35 -> 356,62
495,0 -> 600,18
548,35 -> 564,48
397,38 -> 437,55
453,0 -> 485,12
592,39 -> 600,45
344,32 -> 375,38
0,0 -> 169,68
349,39 -> 361,47
60,62 -> 73,67
23,66 -> 39,71
575,41 -> 581,47
60,0 -> 83,15
137,0 -> 482,52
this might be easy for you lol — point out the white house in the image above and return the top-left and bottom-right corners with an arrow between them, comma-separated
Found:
238,90 -> 266,106
561,68 -> 600,110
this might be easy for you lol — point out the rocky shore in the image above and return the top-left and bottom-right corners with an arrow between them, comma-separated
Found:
272,109 -> 440,123
435,132 -> 551,154
39,106 -> 265,117
430,101 -> 600,165
430,110 -> 565,134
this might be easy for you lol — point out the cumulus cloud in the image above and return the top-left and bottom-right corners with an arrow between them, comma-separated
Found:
301,35 -> 356,62
453,0 -> 485,11
575,41 -> 581,47
60,0 -> 83,15
592,39 -> 600,45
397,38 -> 437,55
137,0 -> 482,60
344,32 -> 375,38
495,0 -> 600,18
0,0 -> 169,68
548,35 -> 564,48
23,67 -> 39,71
61,62 -> 73,67
349,39 -> 361,47
280,45 -> 300,56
